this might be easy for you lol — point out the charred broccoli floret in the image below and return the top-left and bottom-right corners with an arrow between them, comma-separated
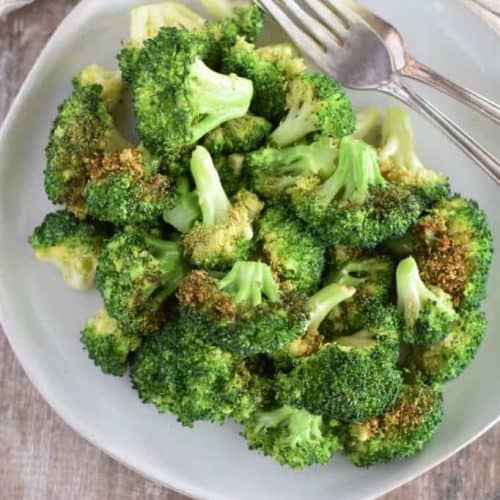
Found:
80,307 -> 142,376
162,176 -> 201,233
29,210 -> 108,290
345,381 -> 443,466
96,228 -> 188,334
182,146 -> 263,270
243,405 -> 343,468
270,72 -> 356,147
177,262 -> 309,356
257,206 -> 326,293
290,137 -> 421,247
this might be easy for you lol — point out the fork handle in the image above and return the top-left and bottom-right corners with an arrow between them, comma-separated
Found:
382,79 -> 500,184
401,55 -> 500,125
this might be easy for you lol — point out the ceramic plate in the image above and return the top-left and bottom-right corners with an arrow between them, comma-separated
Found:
0,1 -> 499,499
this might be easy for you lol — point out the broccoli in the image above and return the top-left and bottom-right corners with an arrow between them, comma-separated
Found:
396,256 -> 456,345
73,64 -> 124,110
389,196 -> 493,309
96,228 -> 188,334
379,107 -> 450,206
278,310 -> 403,423
80,307 -> 142,376
245,136 -> 338,199
257,206 -> 326,294
83,147 -> 175,225
202,114 -> 272,155
177,262 -> 309,356
201,0 -> 252,19
182,146 -> 263,270
131,318 -> 268,426
270,72 -> 356,147
163,176 -> 201,233
213,153 -> 245,196
255,44 -> 306,81
243,405 -> 343,468
351,107 -> 382,146
44,85 -> 130,218
29,210 -> 108,290
290,137 -> 421,248
128,28 -> 253,160
345,381 -> 443,466
408,309 -> 486,385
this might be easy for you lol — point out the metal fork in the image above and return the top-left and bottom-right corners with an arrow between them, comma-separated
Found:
257,0 -> 500,184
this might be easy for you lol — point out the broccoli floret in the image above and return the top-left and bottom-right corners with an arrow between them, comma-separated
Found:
396,256 -> 456,345
44,85 -> 130,218
290,137 -> 421,248
83,147 -> 175,225
257,206 -> 326,293
131,318 -> 268,426
29,210 -> 108,290
278,309 -> 403,423
80,307 -> 142,376
245,136 -> 338,199
351,107 -> 382,146
255,44 -> 306,81
163,176 -> 201,233
202,114 -> 272,155
182,146 -> 263,270
177,262 -> 309,356
408,309 -> 486,385
346,381 -> 443,466
213,153 -> 245,196
270,72 -> 356,147
390,196 -> 493,309
243,405 -> 343,468
96,228 -> 189,334
73,64 -> 124,110
379,107 -> 450,206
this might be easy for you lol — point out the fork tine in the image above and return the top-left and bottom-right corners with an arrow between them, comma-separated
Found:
306,0 -> 350,36
257,0 -> 326,63
281,0 -> 342,48
322,0 -> 365,25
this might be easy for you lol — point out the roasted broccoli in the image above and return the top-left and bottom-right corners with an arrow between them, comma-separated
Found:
29,210 -> 108,290
80,306 -> 142,376
345,381 -> 443,466
270,72 -> 356,147
213,153 -> 245,196
182,146 -> 263,270
96,228 -> 188,334
243,405 -> 343,468
290,137 -> 421,247
163,176 -> 201,233
177,261 -> 309,356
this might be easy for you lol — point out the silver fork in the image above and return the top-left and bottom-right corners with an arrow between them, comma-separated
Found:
257,0 -> 500,184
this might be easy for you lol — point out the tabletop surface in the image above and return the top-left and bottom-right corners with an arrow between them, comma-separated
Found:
1,1 -> 500,499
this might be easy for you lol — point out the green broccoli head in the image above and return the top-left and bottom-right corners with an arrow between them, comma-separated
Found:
202,114 -> 272,155
29,210 -> 109,290
213,153 -> 246,196
255,43 -> 306,81
131,318 -> 268,426
177,262 -> 309,356
44,85 -> 130,218
396,256 -> 456,345
163,176 -> 201,233
408,309 -> 486,385
243,405 -> 343,468
257,206 -> 326,294
182,146 -> 263,270
245,136 -> 338,199
83,147 -> 175,225
290,137 -> 421,248
96,228 -> 189,334
80,306 -> 142,376
346,381 -> 443,466
127,28 -> 253,159
379,107 -> 450,206
270,72 -> 356,147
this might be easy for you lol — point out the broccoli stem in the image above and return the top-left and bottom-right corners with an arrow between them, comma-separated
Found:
316,138 -> 385,207
163,176 -> 201,233
271,99 -> 317,147
307,283 -> 356,333
334,330 -> 378,349
190,146 -> 232,226
218,261 -> 280,306
334,259 -> 390,287
189,59 -> 254,142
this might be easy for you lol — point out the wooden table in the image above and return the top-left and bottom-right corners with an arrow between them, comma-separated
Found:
1,2 -> 499,498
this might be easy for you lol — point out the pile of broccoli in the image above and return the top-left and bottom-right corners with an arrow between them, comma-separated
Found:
29,1 -> 493,470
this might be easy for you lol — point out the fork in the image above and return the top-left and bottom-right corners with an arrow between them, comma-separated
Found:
257,0 -> 500,184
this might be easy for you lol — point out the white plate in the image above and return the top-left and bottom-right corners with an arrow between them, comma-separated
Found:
0,1 -> 499,499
